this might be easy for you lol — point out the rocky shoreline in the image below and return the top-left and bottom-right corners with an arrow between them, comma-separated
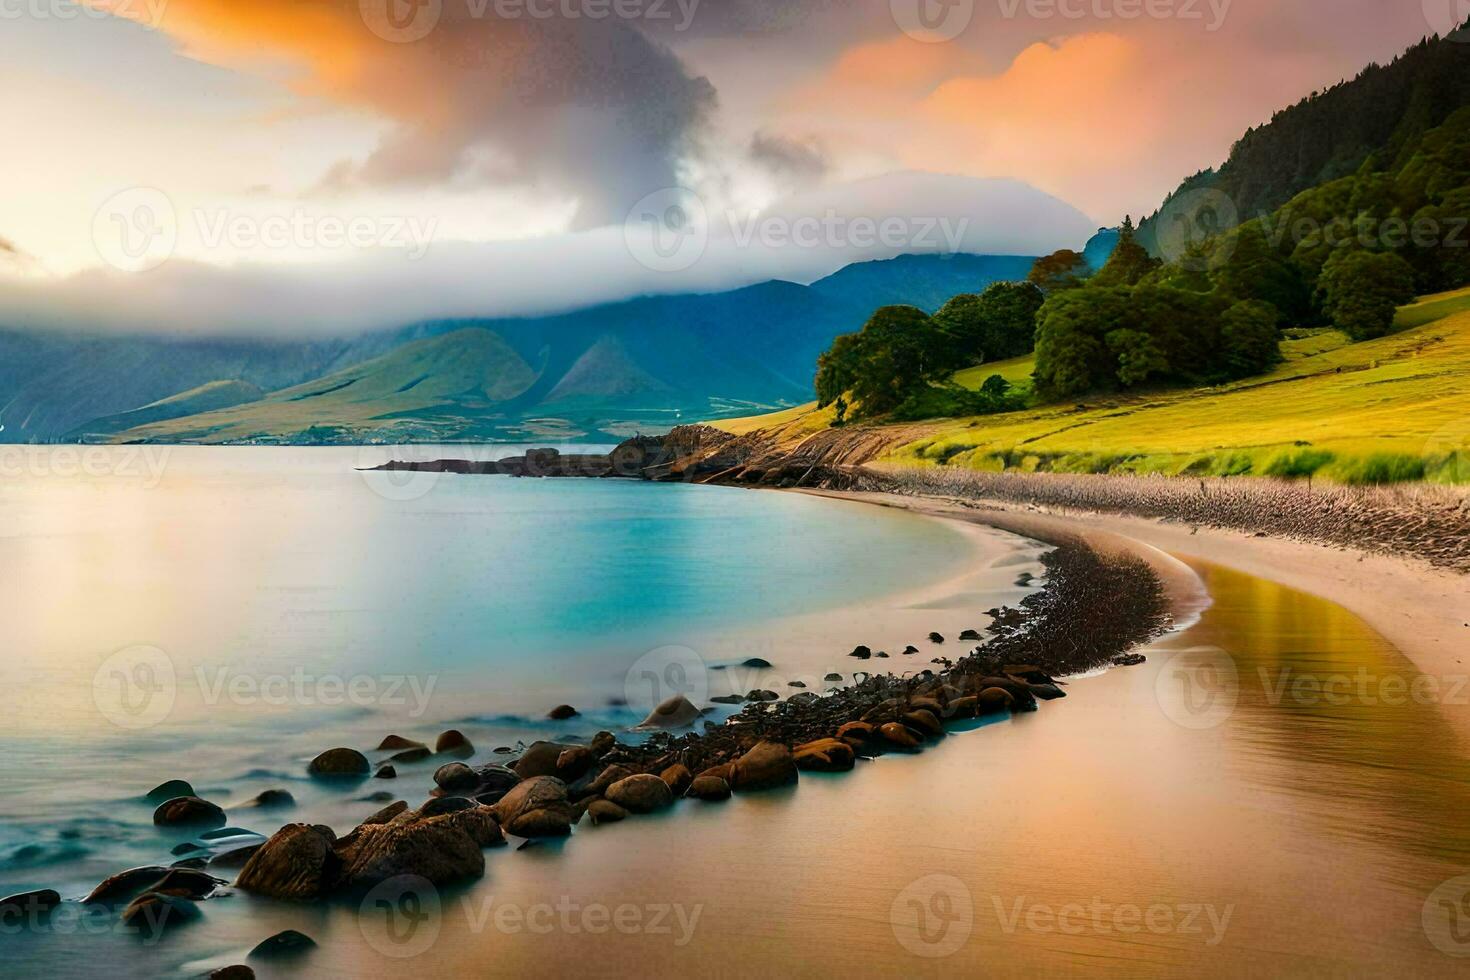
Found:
5,438 -> 1172,977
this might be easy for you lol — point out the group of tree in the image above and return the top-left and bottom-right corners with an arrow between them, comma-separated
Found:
815,281 -> 1042,422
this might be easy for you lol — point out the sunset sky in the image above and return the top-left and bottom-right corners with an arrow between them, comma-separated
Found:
0,0 -> 1447,332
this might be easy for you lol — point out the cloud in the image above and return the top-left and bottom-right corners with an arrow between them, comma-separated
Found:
0,172 -> 1092,338
748,131 -> 828,182
91,0 -> 716,227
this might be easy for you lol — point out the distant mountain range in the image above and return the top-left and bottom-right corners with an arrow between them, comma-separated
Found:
1,250 -> 1075,444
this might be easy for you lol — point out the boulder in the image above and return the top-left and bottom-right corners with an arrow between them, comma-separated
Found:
209,844 -> 262,870
740,658 -> 773,668
235,825 -> 337,900
144,780 -> 196,804
434,730 -> 473,755
638,694 -> 702,729
249,929 -> 316,959
363,800 -> 409,825
572,764 -> 636,802
729,742 -> 797,792
928,632 -> 944,643
209,967 -> 255,980
1026,682 -> 1068,701
151,868 -> 222,900
491,776 -> 574,838
1003,664 -> 1051,683
85,866 -> 171,905
333,815 -> 487,890
0,888 -> 61,918
307,748 -> 370,777
605,774 -> 674,814
1113,653 -> 1147,667
547,704 -> 579,720
434,762 -> 480,793
849,645 -> 872,660
513,741 -> 594,781
660,764 -> 693,797
697,763 -> 733,782
746,689 -> 779,702
903,645 -> 919,655
903,710 -> 945,738
976,687 -> 1017,714
824,673 -> 843,682
710,695 -> 746,705
687,776 -> 731,801
959,629 -> 982,640
416,796 -> 476,818
946,696 -> 979,719
471,764 -> 522,804
586,798 -> 628,825
375,765 -> 398,780
835,720 -> 878,749
241,789 -> 294,809
153,797 -> 226,827
590,731 -> 617,756
879,723 -> 922,750
788,681 -> 807,688
388,747 -> 431,763
375,735 -> 425,751
793,739 -> 855,772
121,891 -> 200,937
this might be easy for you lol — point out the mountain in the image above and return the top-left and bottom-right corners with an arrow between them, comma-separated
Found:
0,251 -> 1040,444
1140,28 -> 1470,249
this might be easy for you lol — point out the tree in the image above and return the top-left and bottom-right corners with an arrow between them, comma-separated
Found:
932,281 -> 1044,367
1033,288 -> 1130,398
1317,250 -> 1417,339
814,306 -> 946,420
1219,300 -> 1283,378
815,332 -> 862,424
1027,249 -> 1090,293
1212,220 -> 1311,322
1091,216 -> 1160,287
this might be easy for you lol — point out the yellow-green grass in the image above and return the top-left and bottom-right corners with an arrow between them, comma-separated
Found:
718,289 -> 1470,485
713,400 -> 830,436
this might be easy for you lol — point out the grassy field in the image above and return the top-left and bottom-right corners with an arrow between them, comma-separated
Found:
713,287 -> 1470,484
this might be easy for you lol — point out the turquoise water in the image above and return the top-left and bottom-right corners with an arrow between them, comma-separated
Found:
0,446 -> 1026,919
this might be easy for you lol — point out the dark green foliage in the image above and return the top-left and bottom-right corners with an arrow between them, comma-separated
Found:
1219,300 -> 1283,377
815,306 -> 949,419
1212,221 -> 1312,322
932,281 -> 1044,366
1091,217 -> 1160,287
1027,249 -> 1090,292
1317,250 -> 1418,340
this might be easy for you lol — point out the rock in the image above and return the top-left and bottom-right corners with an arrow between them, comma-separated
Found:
876,651 -> 889,658
150,868 -> 222,900
698,763 -> 733,782
947,696 -> 979,719
513,741 -> 594,781
638,694 -> 702,729
388,747 -> 431,763
824,673 -> 843,682
605,774 -> 674,813
235,825 -> 337,900
144,780 -> 196,804
121,891 -> 200,937
903,710 -> 945,738
471,764 -> 522,804
572,764 -> 635,802
435,730 -> 473,755
793,739 -> 855,772
835,720 -> 878,750
959,629 -> 982,640
153,797 -> 226,827
879,723 -> 922,750
333,816 -> 487,890
660,764 -> 693,797
547,704 -> 579,720
0,888 -> 61,918
1026,682 -> 1067,701
307,748 -> 370,778
903,645 -> 919,655
976,687 -> 1017,714
928,632 -> 944,643
249,929 -> 316,959
376,735 -> 425,751
740,658 -> 773,668
590,731 -> 617,756
687,776 -> 731,801
358,791 -> 397,803
1113,653 -> 1147,667
746,689 -> 779,702
491,776 -> 574,838
710,694 -> 745,705
210,967 -> 255,980
434,762 -> 480,793
241,789 -> 294,809
364,801 -> 410,825
729,742 -> 798,792
209,844 -> 262,870
788,680 -> 807,688
417,796 -> 476,818
849,645 -> 872,659
375,765 -> 398,779
1003,664 -> 1051,684
84,866 -> 170,905
586,798 -> 629,825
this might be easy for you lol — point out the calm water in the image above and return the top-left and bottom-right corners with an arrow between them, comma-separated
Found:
3,449 -> 1467,977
